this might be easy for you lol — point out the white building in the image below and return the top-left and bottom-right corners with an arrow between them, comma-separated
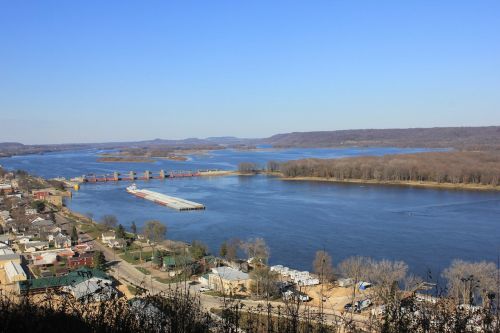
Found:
4,260 -> 27,282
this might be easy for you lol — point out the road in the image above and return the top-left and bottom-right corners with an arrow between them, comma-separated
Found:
59,212 -> 369,327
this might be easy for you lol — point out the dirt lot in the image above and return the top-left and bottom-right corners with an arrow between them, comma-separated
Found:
303,283 -> 374,312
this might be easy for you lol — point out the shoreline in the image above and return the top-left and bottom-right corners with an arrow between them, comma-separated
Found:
279,175 -> 500,191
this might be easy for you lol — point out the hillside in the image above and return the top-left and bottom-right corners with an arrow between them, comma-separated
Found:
264,126 -> 500,150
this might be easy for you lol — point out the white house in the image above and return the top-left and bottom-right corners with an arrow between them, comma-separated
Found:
54,234 -> 72,248
101,231 -> 116,242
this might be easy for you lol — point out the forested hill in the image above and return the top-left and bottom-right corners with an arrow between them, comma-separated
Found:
264,126 -> 500,150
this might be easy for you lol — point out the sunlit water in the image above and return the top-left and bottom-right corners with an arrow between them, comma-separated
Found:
1,147 -> 498,278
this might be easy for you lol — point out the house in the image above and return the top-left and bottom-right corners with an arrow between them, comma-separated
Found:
32,190 -> 50,200
0,234 -> 11,246
107,238 -> 126,249
0,184 -> 13,194
4,260 -> 27,283
0,248 -> 21,268
67,252 -> 94,268
32,252 -> 58,266
101,231 -> 116,242
17,236 -> 31,244
73,243 -> 93,253
24,241 -> 50,252
54,234 -> 72,248
25,208 -> 38,216
208,267 -> 251,294
63,276 -> 116,301
162,255 -> 196,276
18,268 -> 110,295
31,218 -> 55,229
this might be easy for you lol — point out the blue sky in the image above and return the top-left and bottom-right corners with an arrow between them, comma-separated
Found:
1,1 -> 499,144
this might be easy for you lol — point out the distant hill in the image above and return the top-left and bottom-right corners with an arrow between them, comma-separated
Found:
263,126 -> 500,150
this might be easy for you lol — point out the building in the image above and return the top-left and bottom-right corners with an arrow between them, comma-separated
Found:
0,184 -> 13,194
0,249 -> 21,268
18,268 -> 110,295
67,252 -> 94,268
32,252 -> 58,266
63,276 -> 115,301
32,190 -> 50,200
24,241 -> 49,252
107,238 -> 126,249
0,234 -> 10,246
101,231 -> 116,242
4,260 -> 27,283
31,218 -> 55,229
208,267 -> 251,295
54,234 -> 72,248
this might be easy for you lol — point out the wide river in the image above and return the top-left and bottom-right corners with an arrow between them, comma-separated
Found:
1,147 -> 498,279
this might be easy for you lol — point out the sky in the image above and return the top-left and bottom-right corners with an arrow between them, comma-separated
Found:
0,1 -> 499,144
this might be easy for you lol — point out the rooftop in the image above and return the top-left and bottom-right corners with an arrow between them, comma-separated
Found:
211,267 -> 249,281
19,268 -> 109,292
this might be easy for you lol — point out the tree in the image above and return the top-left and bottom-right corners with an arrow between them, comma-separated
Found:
31,200 -> 45,213
143,220 -> 167,245
152,250 -> 163,267
249,266 -> 279,298
71,226 -> 78,243
130,221 -> 137,236
238,162 -> 259,174
115,224 -> 126,239
101,215 -> 117,229
143,220 -> 167,263
369,259 -> 408,304
190,240 -> 208,260
241,238 -> 269,265
443,259 -> 498,306
313,250 -> 334,283
226,238 -> 240,262
93,251 -> 106,270
219,241 -> 228,259
338,256 -> 370,315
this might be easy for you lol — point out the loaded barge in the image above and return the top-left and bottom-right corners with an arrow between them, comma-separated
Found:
126,184 -> 205,211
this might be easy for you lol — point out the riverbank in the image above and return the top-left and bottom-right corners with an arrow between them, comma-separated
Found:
279,175 -> 500,191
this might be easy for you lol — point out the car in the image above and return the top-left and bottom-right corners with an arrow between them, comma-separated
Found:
344,303 -> 357,311
199,286 -> 210,292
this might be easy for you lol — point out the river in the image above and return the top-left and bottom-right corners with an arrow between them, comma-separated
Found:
1,147 -> 498,279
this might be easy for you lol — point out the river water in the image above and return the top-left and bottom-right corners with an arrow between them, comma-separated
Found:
1,147 -> 498,278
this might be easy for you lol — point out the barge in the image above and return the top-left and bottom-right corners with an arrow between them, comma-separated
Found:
126,184 -> 205,211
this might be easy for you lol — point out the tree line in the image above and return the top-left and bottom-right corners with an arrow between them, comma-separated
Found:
277,151 -> 500,186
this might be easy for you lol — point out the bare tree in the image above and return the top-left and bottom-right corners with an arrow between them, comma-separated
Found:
225,238 -> 240,262
241,238 -> 270,265
313,250 -> 334,283
443,259 -> 498,306
143,220 -> 167,245
338,256 -> 370,316
101,214 -> 117,229
368,259 -> 408,304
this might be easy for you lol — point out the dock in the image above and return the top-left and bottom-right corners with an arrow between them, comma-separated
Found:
126,184 -> 205,211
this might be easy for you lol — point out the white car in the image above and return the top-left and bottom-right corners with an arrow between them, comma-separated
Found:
199,286 -> 210,292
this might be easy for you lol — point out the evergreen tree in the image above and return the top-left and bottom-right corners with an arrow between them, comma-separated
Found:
115,224 -> 126,239
131,221 -> 137,235
71,226 -> 78,243
152,250 -> 163,267
93,251 -> 106,270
